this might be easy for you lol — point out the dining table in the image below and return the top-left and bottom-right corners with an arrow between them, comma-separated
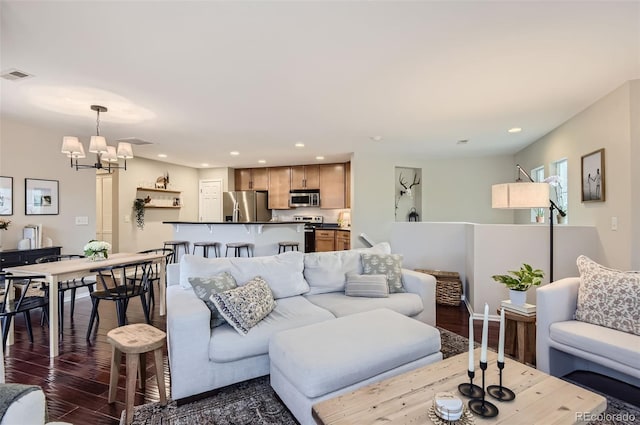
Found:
4,251 -> 168,358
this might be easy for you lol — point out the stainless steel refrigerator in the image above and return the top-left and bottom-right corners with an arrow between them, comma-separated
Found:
222,191 -> 272,222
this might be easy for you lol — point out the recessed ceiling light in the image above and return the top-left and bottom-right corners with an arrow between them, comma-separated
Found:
258,159 -> 266,164
294,143 -> 305,148
457,139 -> 469,145
316,156 -> 325,160
370,136 -> 383,142
230,151 -> 240,156
508,127 -> 522,133
201,163 -> 209,167
157,154 -> 167,158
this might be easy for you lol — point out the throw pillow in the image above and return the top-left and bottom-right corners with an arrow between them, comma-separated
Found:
361,253 -> 405,293
211,276 -> 276,335
188,272 -> 238,328
345,273 -> 389,298
575,255 -> 640,335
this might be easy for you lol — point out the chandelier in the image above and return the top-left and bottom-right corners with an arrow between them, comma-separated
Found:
60,105 -> 134,171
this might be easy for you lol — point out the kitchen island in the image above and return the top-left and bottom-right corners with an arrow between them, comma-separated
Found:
162,221 -> 305,257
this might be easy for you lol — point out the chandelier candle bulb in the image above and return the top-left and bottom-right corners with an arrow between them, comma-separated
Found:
480,303 -> 489,363
468,314 -> 474,372
498,308 -> 505,362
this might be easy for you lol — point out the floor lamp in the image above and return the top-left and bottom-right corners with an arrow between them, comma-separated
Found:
491,165 -> 566,282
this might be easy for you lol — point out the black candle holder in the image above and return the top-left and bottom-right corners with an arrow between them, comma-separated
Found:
468,361 -> 499,417
458,369 -> 484,398
487,360 -> 516,401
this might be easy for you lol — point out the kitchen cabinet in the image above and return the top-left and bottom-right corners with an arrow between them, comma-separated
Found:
314,229 -> 335,252
291,165 -> 320,190
268,167 -> 291,209
319,163 -> 346,209
235,168 -> 268,191
136,187 -> 182,208
335,230 -> 350,251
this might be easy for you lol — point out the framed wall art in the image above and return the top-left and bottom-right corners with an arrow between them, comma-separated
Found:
0,176 -> 13,215
581,148 -> 605,202
25,178 -> 59,215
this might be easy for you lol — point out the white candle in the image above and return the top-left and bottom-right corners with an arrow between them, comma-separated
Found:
498,307 -> 505,363
480,303 -> 489,363
468,314 -> 474,372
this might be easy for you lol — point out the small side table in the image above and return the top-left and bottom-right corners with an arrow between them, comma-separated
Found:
498,308 -> 536,366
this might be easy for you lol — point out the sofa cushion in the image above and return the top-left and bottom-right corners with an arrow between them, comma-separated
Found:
575,255 -> 640,335
212,277 -> 276,335
209,296 -> 335,362
305,292 -> 423,318
550,320 -> 640,370
362,253 -> 405,293
304,242 -> 391,295
188,272 -> 238,328
179,251 -> 309,299
345,274 -> 389,298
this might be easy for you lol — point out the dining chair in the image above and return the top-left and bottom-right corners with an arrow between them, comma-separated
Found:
86,260 -> 152,340
35,254 -> 96,337
136,248 -> 174,308
0,272 -> 48,351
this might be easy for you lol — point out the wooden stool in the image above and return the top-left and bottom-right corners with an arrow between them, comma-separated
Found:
107,324 -> 167,425
499,308 -> 537,366
163,240 -> 190,263
192,241 -> 220,258
225,242 -> 253,257
278,241 -> 299,253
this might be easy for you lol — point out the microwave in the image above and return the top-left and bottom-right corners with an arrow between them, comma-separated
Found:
289,190 -> 320,207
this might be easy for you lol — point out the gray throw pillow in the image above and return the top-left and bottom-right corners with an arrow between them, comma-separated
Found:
211,276 -> 276,335
361,253 -> 405,293
345,273 -> 389,298
188,272 -> 238,328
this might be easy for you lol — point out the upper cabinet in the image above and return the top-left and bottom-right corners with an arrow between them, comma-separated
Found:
291,165 -> 320,190
319,163 -> 345,209
235,168 -> 268,191
268,167 -> 291,209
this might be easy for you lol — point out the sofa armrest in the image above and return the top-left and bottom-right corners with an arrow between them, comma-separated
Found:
536,277 -> 580,373
402,269 -> 436,326
167,263 -> 180,287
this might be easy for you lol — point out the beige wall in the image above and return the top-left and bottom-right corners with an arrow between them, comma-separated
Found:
515,81 -> 635,269
631,80 -> 640,269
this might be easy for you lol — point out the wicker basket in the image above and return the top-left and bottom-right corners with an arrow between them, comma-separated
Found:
415,269 -> 462,306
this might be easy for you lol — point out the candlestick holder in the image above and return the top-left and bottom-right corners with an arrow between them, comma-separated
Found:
468,361 -> 499,417
458,370 -> 484,398
487,360 -> 516,401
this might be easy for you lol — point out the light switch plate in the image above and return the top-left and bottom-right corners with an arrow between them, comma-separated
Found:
75,216 -> 89,225
611,216 -> 618,231
124,214 -> 131,223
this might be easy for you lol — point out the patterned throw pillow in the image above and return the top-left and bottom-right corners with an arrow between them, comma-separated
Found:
361,253 -> 405,293
188,272 -> 238,328
575,255 -> 640,335
211,276 -> 276,335
345,274 -> 389,298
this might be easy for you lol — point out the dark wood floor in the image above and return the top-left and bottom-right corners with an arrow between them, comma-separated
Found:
4,297 -> 493,424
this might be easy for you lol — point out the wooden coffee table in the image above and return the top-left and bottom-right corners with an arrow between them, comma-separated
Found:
313,348 -> 606,424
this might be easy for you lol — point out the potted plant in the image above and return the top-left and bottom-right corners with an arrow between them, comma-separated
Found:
492,263 -> 544,306
535,208 -> 545,223
133,198 -> 145,230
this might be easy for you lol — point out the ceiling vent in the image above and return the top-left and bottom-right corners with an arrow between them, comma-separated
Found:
1,69 -> 34,81
116,137 -> 153,145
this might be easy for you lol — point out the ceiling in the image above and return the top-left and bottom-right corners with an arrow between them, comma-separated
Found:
1,1 -> 639,169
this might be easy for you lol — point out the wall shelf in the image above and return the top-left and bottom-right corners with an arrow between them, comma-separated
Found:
136,187 -> 181,194
144,205 -> 181,209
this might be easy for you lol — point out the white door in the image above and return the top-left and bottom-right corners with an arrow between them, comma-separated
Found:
96,173 -> 113,245
199,179 -> 222,222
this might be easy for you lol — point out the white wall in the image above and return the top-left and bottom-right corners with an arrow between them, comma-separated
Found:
198,167 -> 233,192
515,81 -> 635,269
631,80 -> 640,269
0,117 -> 96,254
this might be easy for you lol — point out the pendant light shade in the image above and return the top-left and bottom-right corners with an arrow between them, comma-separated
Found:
61,136 -> 81,155
89,135 -> 108,154
116,142 -> 134,159
103,146 -> 119,162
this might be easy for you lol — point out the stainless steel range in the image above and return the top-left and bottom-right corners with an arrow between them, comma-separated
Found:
293,215 -> 323,252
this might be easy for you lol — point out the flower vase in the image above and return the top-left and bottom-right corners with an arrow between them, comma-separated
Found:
89,251 -> 107,262
509,289 -> 527,306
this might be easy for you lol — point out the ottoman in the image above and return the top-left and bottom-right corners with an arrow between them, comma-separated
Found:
269,308 -> 442,425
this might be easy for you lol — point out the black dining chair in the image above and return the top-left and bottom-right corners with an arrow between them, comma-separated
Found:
0,272 -> 48,350
86,260 -> 153,340
136,248 -> 174,308
35,254 -> 96,336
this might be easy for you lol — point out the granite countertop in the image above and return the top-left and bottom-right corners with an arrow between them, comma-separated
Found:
162,221 -> 300,225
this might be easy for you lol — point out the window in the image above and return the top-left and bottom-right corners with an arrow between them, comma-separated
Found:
530,166 -> 545,222
552,158 -> 568,222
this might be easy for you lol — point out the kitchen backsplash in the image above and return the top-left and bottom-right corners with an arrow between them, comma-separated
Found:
273,208 -> 349,224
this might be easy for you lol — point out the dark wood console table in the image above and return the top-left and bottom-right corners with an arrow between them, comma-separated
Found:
0,246 -> 62,270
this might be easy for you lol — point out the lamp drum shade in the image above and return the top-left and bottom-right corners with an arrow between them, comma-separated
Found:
89,135 -> 108,153
61,136 -> 82,154
491,182 -> 549,209
116,142 -> 134,159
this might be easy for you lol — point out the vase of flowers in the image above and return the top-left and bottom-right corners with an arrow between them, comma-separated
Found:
492,263 -> 544,306
84,240 -> 111,261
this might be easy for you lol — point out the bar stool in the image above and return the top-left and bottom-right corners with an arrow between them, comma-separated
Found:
107,324 -> 167,425
163,240 -> 190,263
278,241 -> 300,253
225,242 -> 253,257
192,241 -> 221,258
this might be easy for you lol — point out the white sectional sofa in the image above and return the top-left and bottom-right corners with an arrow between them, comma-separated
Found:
166,243 -> 437,400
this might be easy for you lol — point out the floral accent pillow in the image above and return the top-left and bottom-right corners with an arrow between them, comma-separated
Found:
361,253 -> 405,293
188,272 -> 238,328
575,255 -> 640,335
211,276 -> 276,335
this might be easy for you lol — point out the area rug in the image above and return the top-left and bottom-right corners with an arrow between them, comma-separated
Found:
126,327 -> 639,424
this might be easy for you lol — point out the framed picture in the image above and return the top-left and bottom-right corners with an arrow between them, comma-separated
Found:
0,176 -> 13,215
25,178 -> 59,215
581,148 -> 605,202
